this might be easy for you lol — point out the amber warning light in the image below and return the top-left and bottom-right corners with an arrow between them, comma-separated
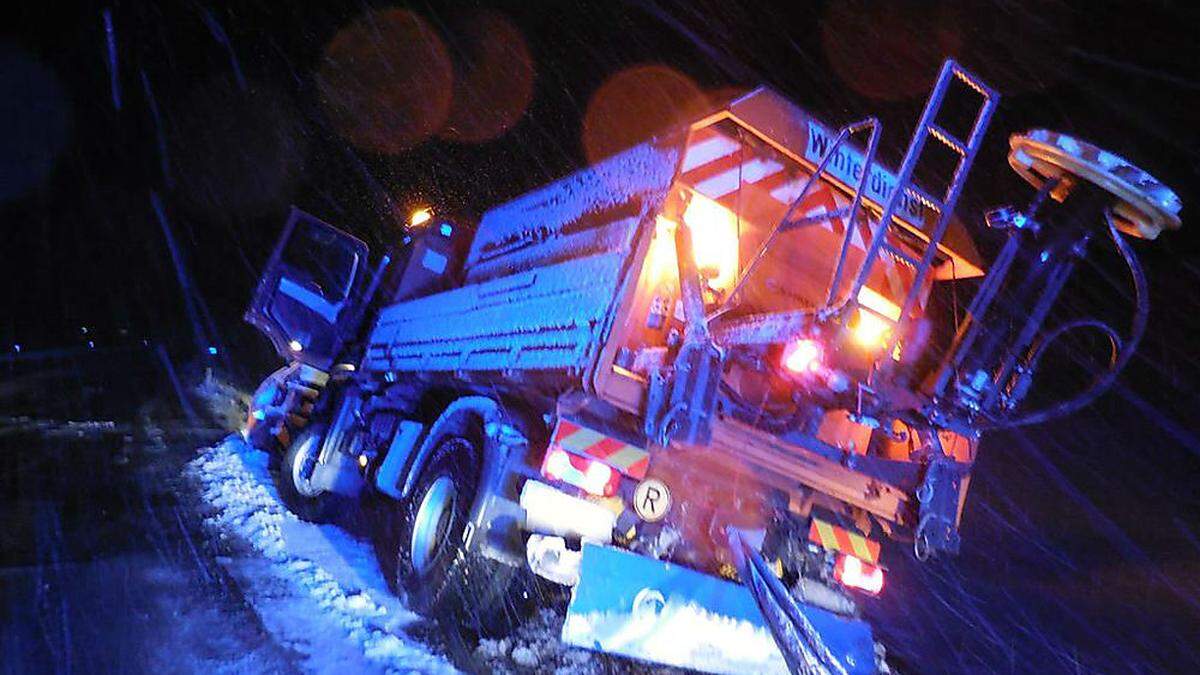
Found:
782,338 -> 822,374
408,207 -> 433,228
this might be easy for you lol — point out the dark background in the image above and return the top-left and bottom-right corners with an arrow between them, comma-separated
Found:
3,1 -> 1199,672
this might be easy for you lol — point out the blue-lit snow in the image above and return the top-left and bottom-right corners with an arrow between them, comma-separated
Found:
187,434 -> 627,674
188,436 -> 457,674
562,597 -> 789,674
185,434 -> 731,674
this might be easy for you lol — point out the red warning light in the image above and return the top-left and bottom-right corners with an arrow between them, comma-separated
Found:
834,553 -> 884,595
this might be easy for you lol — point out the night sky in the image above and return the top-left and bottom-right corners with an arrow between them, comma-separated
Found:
3,1 -> 1200,672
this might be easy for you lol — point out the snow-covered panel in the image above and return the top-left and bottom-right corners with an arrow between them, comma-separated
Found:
562,543 -> 790,674
365,252 -> 626,374
466,215 -> 640,284
375,328 -> 595,373
464,138 -> 682,284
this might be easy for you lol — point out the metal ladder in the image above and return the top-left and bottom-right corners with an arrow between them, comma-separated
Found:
844,59 -> 999,370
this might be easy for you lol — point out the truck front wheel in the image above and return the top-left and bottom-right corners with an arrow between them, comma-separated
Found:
395,433 -> 525,637
275,425 -> 344,523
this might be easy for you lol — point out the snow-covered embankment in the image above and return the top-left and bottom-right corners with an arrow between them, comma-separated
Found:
188,436 -> 457,674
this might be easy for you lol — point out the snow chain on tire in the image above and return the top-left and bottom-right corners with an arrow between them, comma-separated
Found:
397,434 -> 528,638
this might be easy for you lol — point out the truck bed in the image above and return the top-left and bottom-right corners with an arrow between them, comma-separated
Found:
364,251 -> 627,373
363,137 -> 683,378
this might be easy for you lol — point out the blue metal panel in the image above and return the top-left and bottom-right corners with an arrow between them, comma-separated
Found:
374,420 -> 422,499
363,135 -> 685,378
364,253 -> 625,374
563,544 -> 875,674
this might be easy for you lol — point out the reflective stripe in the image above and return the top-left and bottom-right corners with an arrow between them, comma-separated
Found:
809,518 -> 881,565
849,535 -> 875,563
681,133 -> 741,172
553,419 -> 650,480
558,427 -> 607,454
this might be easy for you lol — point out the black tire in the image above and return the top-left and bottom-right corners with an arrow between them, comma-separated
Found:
275,425 -> 344,523
394,433 -> 528,638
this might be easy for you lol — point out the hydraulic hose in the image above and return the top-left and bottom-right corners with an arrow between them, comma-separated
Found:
987,209 -> 1148,429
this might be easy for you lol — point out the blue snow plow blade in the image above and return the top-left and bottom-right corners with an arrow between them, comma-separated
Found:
562,543 -> 875,674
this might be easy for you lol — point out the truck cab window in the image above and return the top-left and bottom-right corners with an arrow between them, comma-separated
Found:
281,221 -> 359,304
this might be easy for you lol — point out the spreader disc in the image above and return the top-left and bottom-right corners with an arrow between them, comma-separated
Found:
1009,129 -> 1181,239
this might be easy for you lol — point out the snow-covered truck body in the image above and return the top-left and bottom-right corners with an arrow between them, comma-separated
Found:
244,59 -> 1181,674
367,84 -> 981,535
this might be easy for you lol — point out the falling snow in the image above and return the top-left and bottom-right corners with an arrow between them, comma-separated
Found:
4,3 -> 1200,674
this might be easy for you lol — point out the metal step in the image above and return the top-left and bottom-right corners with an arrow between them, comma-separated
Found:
903,185 -> 945,213
927,123 -> 967,156
882,241 -> 922,268
843,60 -> 998,369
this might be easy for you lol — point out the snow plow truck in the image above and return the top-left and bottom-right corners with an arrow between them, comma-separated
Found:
242,60 -> 1181,674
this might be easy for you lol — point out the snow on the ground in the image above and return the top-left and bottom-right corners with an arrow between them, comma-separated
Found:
474,607 -> 613,675
187,435 -> 457,674
0,414 -> 127,437
186,432 -> 692,675
192,367 -> 250,431
183,369 -> 700,675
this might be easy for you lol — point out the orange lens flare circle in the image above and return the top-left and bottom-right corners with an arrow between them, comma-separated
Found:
582,64 -> 710,165
439,9 -> 534,143
316,9 -> 453,154
820,1 -> 961,101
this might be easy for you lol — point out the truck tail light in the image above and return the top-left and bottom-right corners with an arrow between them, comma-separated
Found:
782,338 -> 822,374
541,447 -> 619,497
833,553 -> 884,595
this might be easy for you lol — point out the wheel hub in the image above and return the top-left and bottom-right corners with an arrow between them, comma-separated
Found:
290,434 -> 324,498
1009,129 -> 1182,239
411,475 -> 457,575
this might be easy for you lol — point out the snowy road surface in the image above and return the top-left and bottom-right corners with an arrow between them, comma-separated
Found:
188,436 -> 456,674
2,355 -> 670,674
188,435 -> 683,674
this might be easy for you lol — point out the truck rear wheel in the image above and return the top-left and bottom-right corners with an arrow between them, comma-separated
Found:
395,433 -> 525,637
275,425 -> 344,523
